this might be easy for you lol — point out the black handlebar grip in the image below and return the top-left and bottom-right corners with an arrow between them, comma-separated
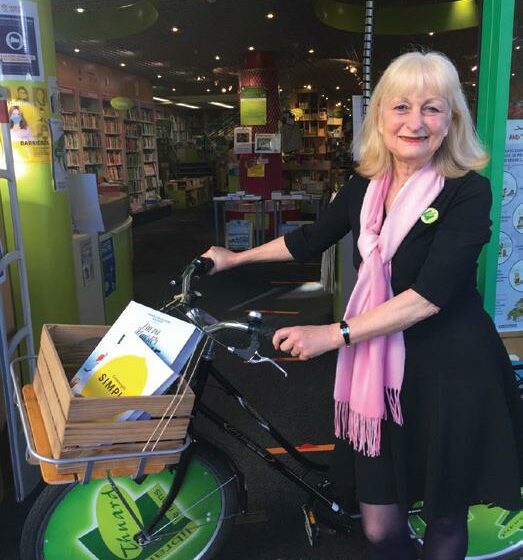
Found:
256,323 -> 276,341
193,256 -> 215,275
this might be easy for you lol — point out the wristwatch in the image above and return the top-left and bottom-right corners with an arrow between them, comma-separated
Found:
339,320 -> 351,346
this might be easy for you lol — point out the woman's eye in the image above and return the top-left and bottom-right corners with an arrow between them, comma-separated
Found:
393,104 -> 408,112
424,105 -> 441,113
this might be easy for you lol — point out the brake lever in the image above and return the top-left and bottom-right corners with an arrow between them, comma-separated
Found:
247,351 -> 288,378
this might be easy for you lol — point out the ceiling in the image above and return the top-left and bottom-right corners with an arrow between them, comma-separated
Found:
51,0 -> 484,108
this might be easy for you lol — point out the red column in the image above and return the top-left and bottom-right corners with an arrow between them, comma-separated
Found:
238,51 -> 282,197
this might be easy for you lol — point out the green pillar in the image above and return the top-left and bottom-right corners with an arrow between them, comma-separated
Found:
476,0 -> 515,316
0,0 -> 78,343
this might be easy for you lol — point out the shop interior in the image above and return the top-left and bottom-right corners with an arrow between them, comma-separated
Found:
0,1 -> 521,559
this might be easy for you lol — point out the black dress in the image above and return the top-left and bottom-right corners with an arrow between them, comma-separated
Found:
284,171 -> 523,519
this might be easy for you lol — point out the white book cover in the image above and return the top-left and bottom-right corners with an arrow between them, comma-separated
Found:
71,300 -> 202,393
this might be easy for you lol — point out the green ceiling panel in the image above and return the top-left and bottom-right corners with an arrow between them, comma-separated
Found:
313,0 -> 479,35
54,0 -> 158,41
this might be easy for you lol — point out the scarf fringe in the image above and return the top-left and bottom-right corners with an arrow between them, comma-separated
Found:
335,400 -> 382,458
386,387 -> 403,425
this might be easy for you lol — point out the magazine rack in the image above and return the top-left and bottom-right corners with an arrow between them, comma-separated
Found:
10,324 -> 194,485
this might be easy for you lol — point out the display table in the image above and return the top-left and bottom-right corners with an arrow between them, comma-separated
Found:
270,192 -> 323,238
213,194 -> 265,247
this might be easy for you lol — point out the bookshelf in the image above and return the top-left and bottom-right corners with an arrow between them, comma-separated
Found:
60,90 -> 81,174
102,100 -> 124,182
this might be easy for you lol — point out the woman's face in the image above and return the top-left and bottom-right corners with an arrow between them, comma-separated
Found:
379,86 -> 451,169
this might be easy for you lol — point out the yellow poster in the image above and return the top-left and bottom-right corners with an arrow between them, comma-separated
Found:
5,85 -> 51,164
246,160 -> 265,178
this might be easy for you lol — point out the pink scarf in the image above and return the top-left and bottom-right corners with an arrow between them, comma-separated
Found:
334,164 -> 444,456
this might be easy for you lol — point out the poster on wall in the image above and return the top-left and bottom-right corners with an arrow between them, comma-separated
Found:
254,133 -> 281,153
4,84 -> 51,163
240,86 -> 267,126
100,236 -> 116,297
233,126 -> 252,154
0,0 -> 44,80
495,119 -> 523,332
48,117 -> 67,191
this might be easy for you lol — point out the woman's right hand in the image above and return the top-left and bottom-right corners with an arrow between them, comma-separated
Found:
201,246 -> 238,274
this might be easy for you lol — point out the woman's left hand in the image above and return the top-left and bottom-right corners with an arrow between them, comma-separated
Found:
272,324 -> 343,360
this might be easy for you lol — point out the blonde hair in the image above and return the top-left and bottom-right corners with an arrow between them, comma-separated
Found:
356,51 -> 488,178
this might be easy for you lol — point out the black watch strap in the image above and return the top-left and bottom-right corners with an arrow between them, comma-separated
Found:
340,320 -> 351,346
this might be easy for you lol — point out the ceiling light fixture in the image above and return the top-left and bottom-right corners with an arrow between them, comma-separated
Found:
176,102 -> 200,109
472,83 -> 476,87
75,7 -> 85,13
74,48 -> 80,53
171,26 -> 179,32
215,55 -> 221,61
221,87 -> 227,93
206,88 -> 211,92
308,49 -> 315,54
153,96 -> 173,104
248,46 -> 255,51
266,12 -> 275,19
157,74 -> 162,78
349,65 -> 357,74
172,87 -> 177,92
209,101 -> 234,109
471,65 -> 477,72
517,46 -> 521,50
120,63 -> 126,67
197,76 -> 202,81
227,85 -> 233,91
306,84 -> 312,90
335,86 -> 340,90
428,31 -> 434,36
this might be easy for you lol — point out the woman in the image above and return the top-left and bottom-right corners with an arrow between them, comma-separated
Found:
9,106 -> 33,141
203,51 -> 522,559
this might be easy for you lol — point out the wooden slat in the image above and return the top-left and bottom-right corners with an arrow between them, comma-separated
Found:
35,351 -> 67,445
33,373 -> 62,458
22,384 -> 76,485
40,326 -> 73,417
68,389 -> 194,421
62,417 -> 190,447
56,454 -> 179,475
60,439 -> 184,459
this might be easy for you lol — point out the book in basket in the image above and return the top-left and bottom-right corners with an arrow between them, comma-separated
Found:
74,332 -> 177,420
71,300 -> 202,396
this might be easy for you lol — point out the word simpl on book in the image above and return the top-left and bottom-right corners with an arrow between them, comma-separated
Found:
70,301 -> 202,416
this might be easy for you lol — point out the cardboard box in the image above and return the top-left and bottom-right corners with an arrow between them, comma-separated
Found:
32,324 -> 194,476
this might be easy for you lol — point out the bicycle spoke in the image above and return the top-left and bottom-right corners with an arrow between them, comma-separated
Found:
149,475 -> 237,539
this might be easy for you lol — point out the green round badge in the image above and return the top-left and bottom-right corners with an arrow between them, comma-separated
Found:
421,208 -> 439,224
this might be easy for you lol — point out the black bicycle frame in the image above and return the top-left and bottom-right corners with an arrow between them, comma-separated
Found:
137,342 -> 344,541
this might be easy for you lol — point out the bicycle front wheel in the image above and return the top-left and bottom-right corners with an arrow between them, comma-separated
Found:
21,443 -> 239,560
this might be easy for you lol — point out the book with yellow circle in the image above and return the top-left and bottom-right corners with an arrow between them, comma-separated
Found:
78,332 -> 176,420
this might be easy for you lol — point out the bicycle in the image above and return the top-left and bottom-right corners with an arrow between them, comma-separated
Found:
14,257 -> 523,560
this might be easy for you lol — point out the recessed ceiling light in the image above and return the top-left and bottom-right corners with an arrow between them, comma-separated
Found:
335,86 -> 340,90
153,96 -> 173,104
221,87 -> 227,93
75,7 -> 85,13
157,74 -> 162,78
171,26 -> 179,32
74,48 -> 80,53
172,87 -> 177,92
325,97 -> 329,100
248,46 -> 255,51
517,46 -> 521,50
308,49 -> 315,54
228,85 -> 233,91
471,65 -> 478,72
349,65 -> 357,74
120,63 -> 126,67
306,84 -> 312,90
206,88 -> 211,92
266,12 -> 275,19
215,55 -> 221,61
428,31 -> 434,36
512,73 -> 516,77
472,83 -> 476,87
197,76 -> 202,81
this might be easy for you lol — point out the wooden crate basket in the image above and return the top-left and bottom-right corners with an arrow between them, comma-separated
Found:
31,324 -> 194,478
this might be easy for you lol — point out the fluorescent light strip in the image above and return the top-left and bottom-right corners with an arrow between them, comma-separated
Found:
176,102 -> 200,109
209,101 -> 234,109
153,96 -> 173,104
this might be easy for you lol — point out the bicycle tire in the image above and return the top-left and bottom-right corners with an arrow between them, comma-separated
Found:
20,443 -> 239,560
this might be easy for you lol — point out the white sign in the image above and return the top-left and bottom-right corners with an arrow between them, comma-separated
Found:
0,1 -> 44,80
254,133 -> 281,153
234,126 -> 252,154
495,119 -> 523,331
